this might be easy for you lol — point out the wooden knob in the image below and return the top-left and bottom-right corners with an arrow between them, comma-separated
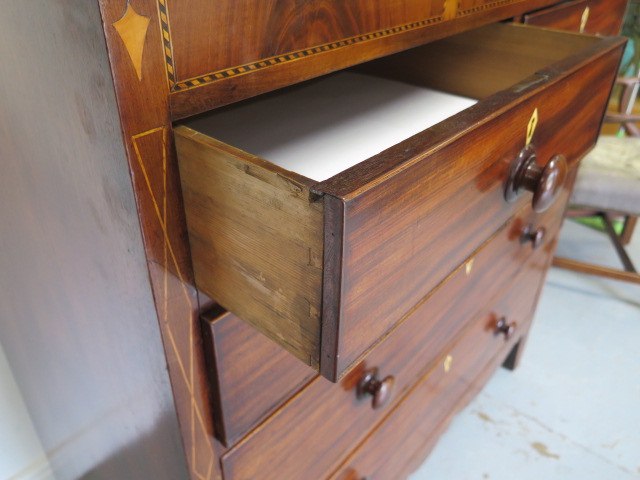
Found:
495,317 -> 517,340
505,144 -> 568,212
357,367 -> 395,410
521,225 -> 546,249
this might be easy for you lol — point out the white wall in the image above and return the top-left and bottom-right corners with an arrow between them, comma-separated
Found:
0,343 -> 53,480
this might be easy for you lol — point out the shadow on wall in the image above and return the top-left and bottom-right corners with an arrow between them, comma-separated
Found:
71,414 -> 189,480
0,343 -> 51,480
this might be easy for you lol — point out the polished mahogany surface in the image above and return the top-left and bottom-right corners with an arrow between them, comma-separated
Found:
523,0 -> 628,35
201,309 -> 316,447
175,24 -> 624,382
319,32 -> 623,379
219,186 -> 571,480
327,251 -> 555,480
168,0 -> 447,81
98,0 -> 224,477
167,0 -> 565,118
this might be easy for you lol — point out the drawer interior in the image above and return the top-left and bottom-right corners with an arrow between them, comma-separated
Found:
360,20 -> 600,101
179,23 -> 600,182
183,72 -> 476,181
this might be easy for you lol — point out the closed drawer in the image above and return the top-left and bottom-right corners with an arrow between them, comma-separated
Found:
218,194 -> 566,480
328,259 -> 553,480
167,0 -> 565,118
200,308 -> 316,447
523,0 -> 628,35
204,164 -> 576,448
167,0 -> 447,95
176,23 -> 624,381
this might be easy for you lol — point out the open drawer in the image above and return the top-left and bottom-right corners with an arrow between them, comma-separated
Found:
175,23 -> 624,381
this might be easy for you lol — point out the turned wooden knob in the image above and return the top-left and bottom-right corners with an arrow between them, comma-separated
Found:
521,225 -> 546,249
505,144 -> 568,212
495,317 -> 517,340
357,367 -> 395,410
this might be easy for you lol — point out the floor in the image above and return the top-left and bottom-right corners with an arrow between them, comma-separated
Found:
410,218 -> 640,480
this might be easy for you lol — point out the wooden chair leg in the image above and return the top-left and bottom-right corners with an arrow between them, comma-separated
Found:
553,212 -> 640,284
552,257 -> 640,284
601,213 -> 637,273
620,216 -> 638,246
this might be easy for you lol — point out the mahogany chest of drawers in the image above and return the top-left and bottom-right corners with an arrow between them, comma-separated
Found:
0,1 -> 627,479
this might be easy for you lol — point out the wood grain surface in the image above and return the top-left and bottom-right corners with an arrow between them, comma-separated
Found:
524,0 -> 628,36
328,255 -> 554,480
201,309 -> 316,447
2,1 -> 628,480
176,23 -> 623,381
220,189 -> 567,480
524,0 -> 591,32
356,23 -> 600,100
167,0 -> 447,81
167,0 -> 564,118
319,28 -> 624,379
584,0 -> 629,35
99,0 -> 225,478
175,127 -> 324,368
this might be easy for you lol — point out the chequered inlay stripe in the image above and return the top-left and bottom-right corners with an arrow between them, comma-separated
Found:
458,0 -> 519,16
157,0 -> 176,88
158,0 -> 527,92
164,15 -> 442,92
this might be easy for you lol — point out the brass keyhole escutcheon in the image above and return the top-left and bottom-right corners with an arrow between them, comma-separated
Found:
465,258 -> 475,275
580,6 -> 590,33
444,355 -> 453,373
526,108 -> 538,146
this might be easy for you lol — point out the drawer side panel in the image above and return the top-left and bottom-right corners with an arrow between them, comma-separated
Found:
175,127 -> 324,368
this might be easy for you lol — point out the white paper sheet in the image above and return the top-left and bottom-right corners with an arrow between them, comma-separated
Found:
185,72 -> 477,181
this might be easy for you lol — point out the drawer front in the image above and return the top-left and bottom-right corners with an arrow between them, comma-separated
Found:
201,309 -> 316,447
319,25 -> 623,379
167,1 -> 564,118
177,129 -> 326,370
167,0 -> 446,82
523,0 -> 628,36
220,195 -> 565,480
328,260 -> 553,480
583,0 -> 629,36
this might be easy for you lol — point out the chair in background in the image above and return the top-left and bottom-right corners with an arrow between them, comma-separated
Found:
553,77 -> 640,284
